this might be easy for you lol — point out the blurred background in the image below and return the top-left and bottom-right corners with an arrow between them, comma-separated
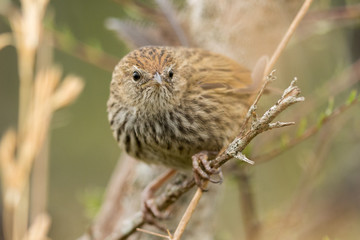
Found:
0,0 -> 359,239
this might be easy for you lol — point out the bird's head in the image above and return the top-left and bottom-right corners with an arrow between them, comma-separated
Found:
109,46 -> 188,110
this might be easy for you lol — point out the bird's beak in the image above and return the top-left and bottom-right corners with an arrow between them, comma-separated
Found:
153,72 -> 162,85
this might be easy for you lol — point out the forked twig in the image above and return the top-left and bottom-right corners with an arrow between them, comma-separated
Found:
254,95 -> 359,163
213,78 -> 304,169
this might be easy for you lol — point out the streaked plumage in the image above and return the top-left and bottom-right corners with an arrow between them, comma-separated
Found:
107,46 -> 254,169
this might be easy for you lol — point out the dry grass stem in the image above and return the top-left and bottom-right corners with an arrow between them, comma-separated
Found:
9,0 -> 50,136
171,186 -> 205,240
0,1 -> 84,238
265,0 -> 314,76
52,75 -> 85,109
0,33 -> 13,50
22,213 -> 51,240
0,66 -> 83,239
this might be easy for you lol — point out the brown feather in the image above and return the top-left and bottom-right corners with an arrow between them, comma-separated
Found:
108,46 -> 256,169
174,47 -> 253,96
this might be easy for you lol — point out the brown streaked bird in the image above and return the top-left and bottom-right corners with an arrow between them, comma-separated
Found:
107,46 -> 258,186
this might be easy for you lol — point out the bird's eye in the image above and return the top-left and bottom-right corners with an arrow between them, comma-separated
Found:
168,69 -> 174,79
132,71 -> 141,81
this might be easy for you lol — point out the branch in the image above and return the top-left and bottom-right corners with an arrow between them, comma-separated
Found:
254,92 -> 359,163
213,78 -> 304,169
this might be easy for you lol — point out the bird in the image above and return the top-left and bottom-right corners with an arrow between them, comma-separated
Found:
107,46 -> 259,189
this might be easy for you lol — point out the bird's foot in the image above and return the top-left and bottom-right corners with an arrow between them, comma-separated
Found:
141,169 -> 176,221
192,151 -> 223,191
142,196 -> 171,221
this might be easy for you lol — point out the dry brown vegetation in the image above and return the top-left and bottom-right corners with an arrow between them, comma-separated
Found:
0,0 -> 359,240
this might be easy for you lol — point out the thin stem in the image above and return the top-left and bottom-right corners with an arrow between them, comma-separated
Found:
254,97 -> 359,163
18,50 -> 35,140
136,228 -> 170,239
264,0 -> 314,76
51,29 -> 119,72
172,187 -> 205,240
30,136 -> 49,223
236,168 -> 260,240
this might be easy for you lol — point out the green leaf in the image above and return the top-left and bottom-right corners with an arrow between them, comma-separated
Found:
346,89 -> 358,105
325,97 -> 334,116
78,188 -> 104,219
317,97 -> 335,128
317,112 -> 326,128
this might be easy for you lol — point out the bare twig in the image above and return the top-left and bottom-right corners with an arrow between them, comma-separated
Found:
171,187 -> 204,240
250,57 -> 360,162
214,78 -> 304,169
239,70 -> 276,135
254,96 -> 359,163
136,228 -> 171,239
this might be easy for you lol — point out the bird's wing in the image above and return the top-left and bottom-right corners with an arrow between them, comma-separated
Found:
180,48 -> 254,93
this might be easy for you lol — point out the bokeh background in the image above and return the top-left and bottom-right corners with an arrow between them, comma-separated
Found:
0,0 -> 360,239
